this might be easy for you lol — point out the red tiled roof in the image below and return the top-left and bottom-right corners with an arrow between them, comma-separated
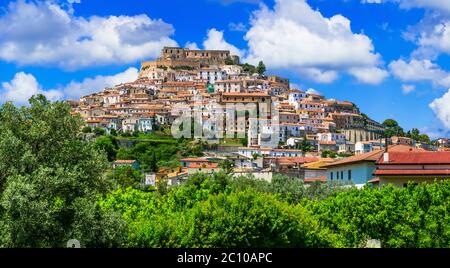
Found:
374,169 -> 450,176
368,177 -> 380,183
323,145 -> 425,168
323,150 -> 383,168
377,151 -> 450,165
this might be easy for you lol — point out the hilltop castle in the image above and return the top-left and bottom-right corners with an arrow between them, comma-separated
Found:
139,47 -> 240,78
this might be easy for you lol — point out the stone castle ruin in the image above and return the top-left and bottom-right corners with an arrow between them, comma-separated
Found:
140,47 -> 240,78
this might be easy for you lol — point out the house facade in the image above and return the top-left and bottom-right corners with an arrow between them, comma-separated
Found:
374,151 -> 450,187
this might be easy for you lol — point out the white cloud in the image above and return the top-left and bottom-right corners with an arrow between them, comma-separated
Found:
306,88 -> 322,95
184,41 -> 200,50
361,0 -> 450,13
412,19 -> 450,60
229,22 -> 247,32
430,89 -> 450,129
298,68 -> 339,84
1,72 -> 63,105
63,67 -> 139,99
0,0 -> 177,70
389,59 -> 450,88
348,67 -> 389,84
203,28 -> 245,58
214,0 -> 261,5
401,84 -> 416,94
361,0 -> 383,3
243,0 -> 386,84
0,67 -> 139,105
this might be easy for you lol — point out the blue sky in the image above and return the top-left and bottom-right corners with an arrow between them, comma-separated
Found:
1,0 -> 450,138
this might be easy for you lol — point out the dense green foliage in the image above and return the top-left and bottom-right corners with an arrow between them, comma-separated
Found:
0,96 -> 125,247
311,181 -> 450,247
100,173 -> 341,248
382,119 -> 432,144
113,134 -> 204,171
107,166 -> 143,189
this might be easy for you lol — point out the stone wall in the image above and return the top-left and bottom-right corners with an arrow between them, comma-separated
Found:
341,128 -> 383,143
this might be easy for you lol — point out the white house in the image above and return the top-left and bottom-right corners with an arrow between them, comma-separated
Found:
288,90 -> 308,105
198,68 -> 227,84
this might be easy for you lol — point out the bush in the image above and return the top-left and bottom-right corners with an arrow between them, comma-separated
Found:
311,181 -> 450,248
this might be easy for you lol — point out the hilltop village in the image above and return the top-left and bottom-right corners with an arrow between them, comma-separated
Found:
71,47 -> 450,188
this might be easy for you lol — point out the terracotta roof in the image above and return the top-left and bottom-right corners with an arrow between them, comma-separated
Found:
114,160 -> 137,164
374,169 -> 450,176
222,92 -> 270,97
319,141 -> 337,145
368,177 -> 380,183
376,151 -> 450,165
86,120 -> 107,123
188,163 -> 219,169
323,150 -> 383,168
304,176 -> 327,183
323,145 -> 425,168
180,158 -> 210,162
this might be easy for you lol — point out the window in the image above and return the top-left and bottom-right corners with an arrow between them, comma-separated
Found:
348,170 -> 352,180
337,171 -> 339,180
331,172 -> 333,180
341,171 -> 344,180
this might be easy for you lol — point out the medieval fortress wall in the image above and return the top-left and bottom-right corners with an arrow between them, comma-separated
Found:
139,47 -> 240,78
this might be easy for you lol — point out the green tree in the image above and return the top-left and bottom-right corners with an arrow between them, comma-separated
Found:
94,136 -> 118,162
93,127 -> 106,136
418,134 -> 430,144
410,128 -> 420,141
219,159 -> 234,174
240,63 -> 256,74
311,181 -> 450,248
108,166 -> 143,189
101,186 -> 339,248
149,152 -> 159,172
256,61 -> 266,75
297,136 -> 312,152
382,119 -> 405,138
0,95 -> 125,247
82,126 -> 92,133
321,149 -> 337,158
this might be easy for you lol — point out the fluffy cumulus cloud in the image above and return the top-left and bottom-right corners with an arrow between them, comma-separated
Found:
243,0 -> 387,84
186,28 -> 245,58
0,68 -> 139,105
348,67 -> 389,85
411,19 -> 450,60
0,0 -> 177,70
203,28 -> 245,58
63,67 -> 139,99
430,89 -> 450,129
389,59 -> 450,88
361,0 -> 450,13
1,72 -> 63,105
